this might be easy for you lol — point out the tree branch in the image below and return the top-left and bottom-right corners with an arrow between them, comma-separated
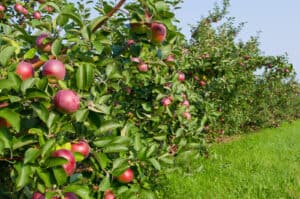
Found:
92,0 -> 126,33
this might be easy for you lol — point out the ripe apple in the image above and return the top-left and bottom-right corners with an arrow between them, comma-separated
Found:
36,33 -> 52,52
199,80 -> 206,87
0,5 -> 5,12
178,72 -> 185,82
182,112 -> 191,120
16,61 -> 34,80
71,140 -> 90,158
127,40 -> 135,46
42,59 -> 66,81
104,190 -> 115,199
54,90 -> 80,114
161,97 -> 172,106
33,11 -> 42,19
44,5 -> 54,13
150,22 -> 167,43
52,149 -> 76,176
117,168 -> 134,183
32,192 -> 45,199
131,57 -> 141,63
138,63 -> 148,72
14,3 -> 24,13
64,192 -> 78,199
21,7 -> 29,15
0,118 -> 11,128
182,99 -> 190,107
164,54 -> 175,65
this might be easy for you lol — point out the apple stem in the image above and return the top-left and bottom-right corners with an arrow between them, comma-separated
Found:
92,0 -> 126,33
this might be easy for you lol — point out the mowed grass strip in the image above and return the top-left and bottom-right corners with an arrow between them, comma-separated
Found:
162,120 -> 300,199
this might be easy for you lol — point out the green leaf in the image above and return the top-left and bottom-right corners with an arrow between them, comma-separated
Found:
52,167 -> 67,185
60,12 -> 84,28
51,38 -> 62,57
98,177 -> 110,191
23,48 -> 37,60
141,190 -> 156,199
112,136 -> 132,145
0,46 -> 15,66
21,78 -> 35,94
93,138 -> 113,147
15,164 -> 31,191
46,157 -> 68,168
13,136 -> 37,150
24,148 -> 41,164
0,128 -> 12,151
134,133 -> 142,151
64,185 -> 92,199
75,109 -> 89,122
32,103 -> 49,124
103,144 -> 128,153
26,89 -> 49,100
76,63 -> 94,90
94,122 -> 122,136
41,139 -> 56,157
89,15 -> 108,31
0,108 -> 20,131
93,152 -> 109,169
149,158 -> 161,170
36,168 -> 52,187
158,153 -> 174,164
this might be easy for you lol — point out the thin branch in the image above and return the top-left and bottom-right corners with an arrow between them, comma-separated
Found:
92,0 -> 126,33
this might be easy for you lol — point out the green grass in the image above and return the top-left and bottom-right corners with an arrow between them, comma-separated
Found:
161,120 -> 300,199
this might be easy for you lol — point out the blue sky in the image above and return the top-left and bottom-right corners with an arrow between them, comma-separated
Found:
175,0 -> 300,78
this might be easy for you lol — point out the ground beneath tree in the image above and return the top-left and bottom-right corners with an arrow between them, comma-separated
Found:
161,120 -> 300,199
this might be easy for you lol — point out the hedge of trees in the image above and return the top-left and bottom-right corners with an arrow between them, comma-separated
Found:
0,0 -> 299,198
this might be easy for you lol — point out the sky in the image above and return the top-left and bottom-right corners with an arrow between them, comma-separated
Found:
175,0 -> 300,79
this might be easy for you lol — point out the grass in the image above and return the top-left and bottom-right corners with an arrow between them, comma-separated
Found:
161,120 -> 300,199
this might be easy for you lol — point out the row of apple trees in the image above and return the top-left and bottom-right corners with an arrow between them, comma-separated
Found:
0,0 -> 299,199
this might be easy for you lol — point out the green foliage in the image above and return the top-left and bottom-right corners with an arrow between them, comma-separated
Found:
0,0 -> 299,198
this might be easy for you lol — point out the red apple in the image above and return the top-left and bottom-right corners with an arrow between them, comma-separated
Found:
182,112 -> 191,120
150,22 -> 167,43
33,11 -> 42,19
104,190 -> 115,199
178,72 -> 185,82
36,33 -> 52,52
117,168 -> 134,183
42,59 -> 66,81
182,99 -> 190,107
14,3 -> 24,13
127,40 -> 135,46
44,5 -> 54,13
21,7 -> 29,15
37,0 -> 45,3
64,192 -> 78,199
0,5 -> 5,12
164,54 -> 175,64
16,61 -> 34,80
161,97 -> 172,106
32,192 -> 45,199
138,63 -> 148,72
131,57 -> 141,63
54,90 -> 80,114
52,149 -> 76,176
71,140 -> 90,158
0,118 -> 11,128
199,80 -> 206,87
